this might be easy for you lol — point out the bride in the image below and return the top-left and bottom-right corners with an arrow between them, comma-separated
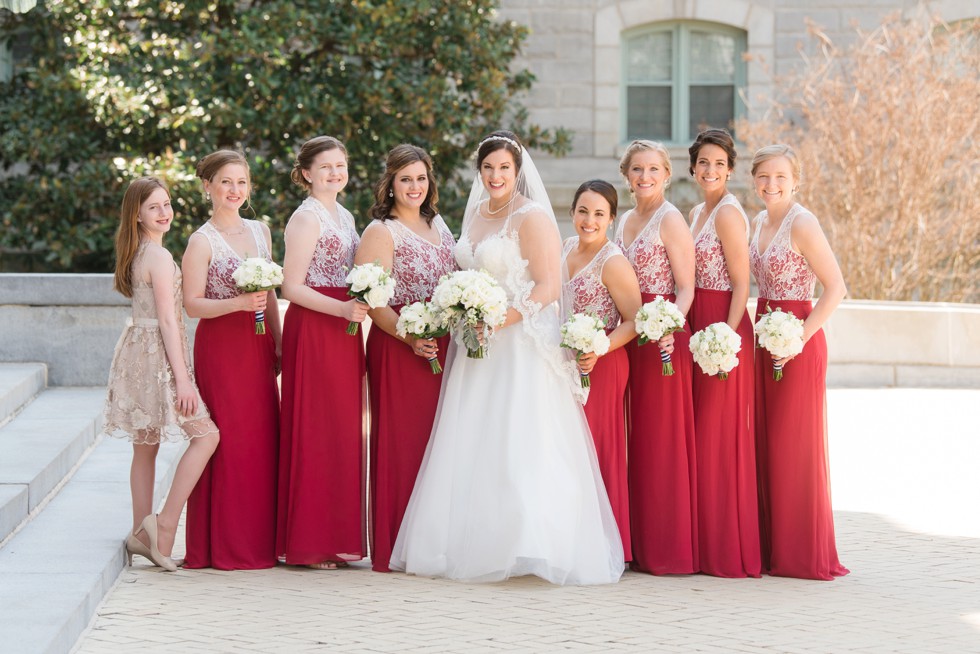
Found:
389,131 -> 625,585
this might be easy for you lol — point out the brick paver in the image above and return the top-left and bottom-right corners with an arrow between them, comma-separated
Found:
75,389 -> 980,653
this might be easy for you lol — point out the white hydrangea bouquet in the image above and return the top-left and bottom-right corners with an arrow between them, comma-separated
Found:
431,270 -> 508,359
232,257 -> 284,335
560,313 -> 611,388
396,301 -> 451,374
634,296 -> 686,376
345,262 -> 396,335
689,322 -> 741,380
754,307 -> 805,381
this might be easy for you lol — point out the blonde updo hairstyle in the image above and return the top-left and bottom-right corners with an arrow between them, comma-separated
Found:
751,144 -> 803,192
618,139 -> 673,191
290,136 -> 348,192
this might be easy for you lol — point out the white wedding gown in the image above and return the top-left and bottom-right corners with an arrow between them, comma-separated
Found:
389,208 -> 625,585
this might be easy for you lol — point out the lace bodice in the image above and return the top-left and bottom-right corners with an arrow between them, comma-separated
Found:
750,204 -> 817,300
197,219 -> 272,299
130,242 -> 182,326
378,215 -> 456,306
691,194 -> 750,291
293,196 -> 359,287
561,239 -> 623,331
614,202 -> 677,295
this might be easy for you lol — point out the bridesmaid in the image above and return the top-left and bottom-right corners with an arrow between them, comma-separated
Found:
355,144 -> 456,572
749,144 -> 848,580
277,136 -> 368,569
561,180 -> 642,563
182,150 -> 281,570
614,140 -> 698,575
687,128 -> 761,578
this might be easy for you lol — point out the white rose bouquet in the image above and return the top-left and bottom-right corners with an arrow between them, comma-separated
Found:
344,262 -> 396,335
689,322 -> 741,380
232,257 -> 284,335
634,296 -> 686,376
430,270 -> 508,359
560,313 -> 611,388
754,307 -> 805,381
396,301 -> 451,374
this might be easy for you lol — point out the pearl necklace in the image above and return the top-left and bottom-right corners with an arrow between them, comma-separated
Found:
210,219 -> 247,236
485,195 -> 516,216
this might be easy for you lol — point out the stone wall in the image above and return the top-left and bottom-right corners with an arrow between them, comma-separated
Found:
1,274 -> 977,388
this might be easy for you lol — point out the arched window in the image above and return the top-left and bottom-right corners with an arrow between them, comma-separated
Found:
623,21 -> 747,143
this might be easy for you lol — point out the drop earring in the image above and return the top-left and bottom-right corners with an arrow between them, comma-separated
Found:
388,189 -> 394,198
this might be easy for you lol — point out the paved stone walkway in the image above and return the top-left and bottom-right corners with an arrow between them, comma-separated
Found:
75,389 -> 980,653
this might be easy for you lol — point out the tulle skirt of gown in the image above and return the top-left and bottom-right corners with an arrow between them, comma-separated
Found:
626,292 -> 698,575
277,288 -> 366,564
390,321 -> 625,585
689,288 -> 761,578
582,347 -> 631,562
755,298 -> 848,581
185,310 -> 279,570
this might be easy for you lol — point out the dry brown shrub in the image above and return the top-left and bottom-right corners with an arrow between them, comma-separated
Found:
738,13 -> 980,302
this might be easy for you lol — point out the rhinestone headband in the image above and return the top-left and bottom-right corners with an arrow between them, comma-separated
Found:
478,135 -> 520,150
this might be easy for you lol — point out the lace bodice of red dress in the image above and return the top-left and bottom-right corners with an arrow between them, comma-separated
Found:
750,203 -> 817,301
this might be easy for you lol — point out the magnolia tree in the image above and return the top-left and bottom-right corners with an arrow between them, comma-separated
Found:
739,14 -> 979,303
0,1 -> 569,270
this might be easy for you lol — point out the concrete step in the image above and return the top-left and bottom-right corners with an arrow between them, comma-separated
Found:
0,362 -> 47,427
0,435 -> 183,654
0,387 -> 105,543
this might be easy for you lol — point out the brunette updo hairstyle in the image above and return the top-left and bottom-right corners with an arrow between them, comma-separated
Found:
370,144 -> 439,224
196,149 -> 251,187
688,128 -> 737,176
476,130 -> 524,171
571,179 -> 619,219
290,136 -> 348,192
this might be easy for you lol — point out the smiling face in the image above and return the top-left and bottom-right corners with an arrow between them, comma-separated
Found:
479,148 -> 518,202
391,160 -> 429,213
137,187 -> 174,237
626,149 -> 670,202
693,143 -> 732,193
753,155 -> 797,211
572,190 -> 614,246
204,163 -> 249,213
304,147 -> 348,196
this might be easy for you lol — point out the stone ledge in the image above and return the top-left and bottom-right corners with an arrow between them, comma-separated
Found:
0,273 -> 127,306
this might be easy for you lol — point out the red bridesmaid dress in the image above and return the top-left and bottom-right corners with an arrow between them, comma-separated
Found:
185,220 -> 279,570
615,202 -> 698,575
277,198 -> 366,565
750,203 -> 849,581
689,194 -> 761,578
561,238 -> 631,562
367,215 -> 456,572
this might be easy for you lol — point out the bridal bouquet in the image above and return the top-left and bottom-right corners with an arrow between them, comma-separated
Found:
754,307 -> 805,381
431,270 -> 508,359
690,322 -> 741,380
232,257 -> 284,335
345,262 -> 396,335
560,313 -> 611,388
634,296 -> 685,376
396,301 -> 451,374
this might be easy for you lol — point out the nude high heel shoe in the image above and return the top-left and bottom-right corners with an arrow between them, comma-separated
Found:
136,514 -> 178,572
125,532 -> 152,566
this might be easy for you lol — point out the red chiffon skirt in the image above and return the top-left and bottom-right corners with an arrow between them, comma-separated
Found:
367,309 -> 448,572
755,298 -> 848,580
185,309 -> 279,570
627,292 -> 698,575
582,346 -> 630,562
277,287 -> 366,565
689,288 -> 761,578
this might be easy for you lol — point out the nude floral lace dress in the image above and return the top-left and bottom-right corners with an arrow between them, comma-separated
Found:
103,242 -> 214,444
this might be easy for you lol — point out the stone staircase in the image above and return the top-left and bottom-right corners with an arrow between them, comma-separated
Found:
0,363 -> 182,654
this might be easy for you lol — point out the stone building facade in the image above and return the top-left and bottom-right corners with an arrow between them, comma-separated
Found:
497,0 -> 976,219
